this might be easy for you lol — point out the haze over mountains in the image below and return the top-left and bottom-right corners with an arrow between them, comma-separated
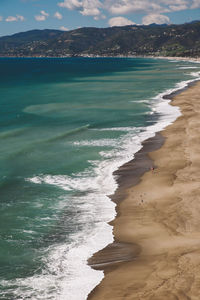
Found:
1,21 -> 200,57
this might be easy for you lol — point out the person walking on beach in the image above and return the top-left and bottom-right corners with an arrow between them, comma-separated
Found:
150,166 -> 155,173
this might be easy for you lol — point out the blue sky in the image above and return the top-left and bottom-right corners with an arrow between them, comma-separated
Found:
0,0 -> 200,36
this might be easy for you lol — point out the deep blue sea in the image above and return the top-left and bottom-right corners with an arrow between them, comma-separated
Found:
0,57 -> 200,300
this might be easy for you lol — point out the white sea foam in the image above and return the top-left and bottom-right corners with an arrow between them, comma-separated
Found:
136,99 -> 150,103
93,126 -> 141,132
130,99 -> 150,105
73,139 -> 117,147
10,66 -> 200,300
2,194 -> 114,300
189,71 -> 200,77
178,66 -> 198,69
27,162 -> 117,195
28,175 -> 74,191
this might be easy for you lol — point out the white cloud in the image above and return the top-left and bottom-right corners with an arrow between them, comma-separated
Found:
169,4 -> 188,10
94,14 -> 106,20
106,0 -> 163,14
35,10 -> 49,21
17,15 -> 25,21
108,16 -> 135,26
81,7 -> 100,15
54,11 -> 63,19
58,0 -> 102,17
56,0 -> 200,22
165,0 -> 189,11
60,26 -> 69,31
35,15 -> 46,21
41,10 -> 49,17
191,0 -> 200,8
142,13 -> 170,25
58,0 -> 82,9
6,15 -> 25,22
6,16 -> 17,22
106,0 -> 190,14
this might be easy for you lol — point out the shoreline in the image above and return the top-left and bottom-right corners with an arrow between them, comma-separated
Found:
88,132 -> 165,270
87,79 -> 200,299
0,56 -> 199,63
87,72 -> 198,271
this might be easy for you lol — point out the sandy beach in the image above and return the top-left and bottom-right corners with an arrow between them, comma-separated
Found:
88,80 -> 200,299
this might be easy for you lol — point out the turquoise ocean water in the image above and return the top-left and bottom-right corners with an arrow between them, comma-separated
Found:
0,57 -> 200,299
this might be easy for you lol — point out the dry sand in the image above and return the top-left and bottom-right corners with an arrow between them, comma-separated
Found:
88,81 -> 200,300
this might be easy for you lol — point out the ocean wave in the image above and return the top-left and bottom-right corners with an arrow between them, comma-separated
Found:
7,124 -> 91,160
189,71 -> 200,77
93,126 -> 140,132
0,218 -> 113,300
0,127 -> 28,139
73,138 -> 117,147
27,175 -> 73,191
45,124 -> 90,142
178,66 -> 198,69
14,166 -> 117,299
130,99 -> 150,104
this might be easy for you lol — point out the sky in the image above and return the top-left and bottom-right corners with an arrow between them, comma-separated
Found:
0,0 -> 200,36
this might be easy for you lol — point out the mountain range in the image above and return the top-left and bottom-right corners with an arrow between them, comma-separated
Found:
1,21 -> 200,57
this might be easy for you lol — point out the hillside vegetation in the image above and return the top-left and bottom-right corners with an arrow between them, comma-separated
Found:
1,21 -> 200,57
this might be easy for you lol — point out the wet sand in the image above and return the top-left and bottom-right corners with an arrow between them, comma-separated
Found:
88,81 -> 200,299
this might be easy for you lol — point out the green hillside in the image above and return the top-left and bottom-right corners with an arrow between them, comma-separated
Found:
0,22 -> 200,57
